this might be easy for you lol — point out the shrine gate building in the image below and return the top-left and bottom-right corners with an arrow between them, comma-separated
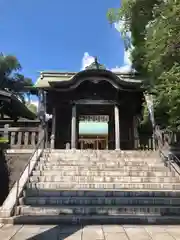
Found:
34,66 -> 144,150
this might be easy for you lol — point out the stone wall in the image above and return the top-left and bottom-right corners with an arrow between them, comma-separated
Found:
0,151 -> 31,205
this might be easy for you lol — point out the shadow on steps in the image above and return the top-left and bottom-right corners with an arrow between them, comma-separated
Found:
10,187 -> 180,225
26,225 -> 82,240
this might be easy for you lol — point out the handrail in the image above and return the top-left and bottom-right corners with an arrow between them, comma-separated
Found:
14,126 -> 51,215
154,125 -> 180,175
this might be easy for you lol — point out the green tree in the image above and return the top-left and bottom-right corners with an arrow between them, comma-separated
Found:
0,53 -> 33,102
107,0 -> 180,131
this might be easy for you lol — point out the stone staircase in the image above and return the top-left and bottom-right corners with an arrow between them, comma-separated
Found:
14,150 -> 180,224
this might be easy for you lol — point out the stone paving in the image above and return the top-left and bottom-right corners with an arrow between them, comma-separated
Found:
1,224 -> 180,240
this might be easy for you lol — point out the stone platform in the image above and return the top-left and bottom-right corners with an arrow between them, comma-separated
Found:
1,224 -> 180,239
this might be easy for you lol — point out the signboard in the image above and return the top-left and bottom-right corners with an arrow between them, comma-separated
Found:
79,115 -> 109,122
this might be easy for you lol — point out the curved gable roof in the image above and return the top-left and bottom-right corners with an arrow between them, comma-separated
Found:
34,69 -> 143,91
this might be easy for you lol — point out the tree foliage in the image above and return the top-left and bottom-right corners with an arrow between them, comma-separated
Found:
0,53 -> 34,103
0,53 -> 37,119
107,0 -> 180,131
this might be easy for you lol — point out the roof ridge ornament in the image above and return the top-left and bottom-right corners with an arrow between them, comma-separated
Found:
94,56 -> 99,69
85,57 -> 106,70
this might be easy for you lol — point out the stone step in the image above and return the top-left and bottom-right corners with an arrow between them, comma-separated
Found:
44,150 -> 158,157
41,154 -> 159,159
24,189 -> 180,198
36,167 -> 169,174
41,160 -> 164,167
10,214 -> 180,225
45,157 -> 160,161
27,182 -> 180,190
32,170 -> 177,177
19,196 -> 180,206
39,160 -> 164,167
42,157 -> 161,163
44,149 -> 154,152
17,205 -> 180,216
42,161 -> 164,167
29,175 -> 179,183
41,154 -> 160,159
37,164 -> 167,172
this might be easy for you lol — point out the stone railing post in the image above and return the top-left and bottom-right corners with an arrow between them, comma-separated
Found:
3,124 -> 9,140
31,132 -> 36,148
152,134 -> 155,150
24,132 -> 29,147
50,134 -> 55,149
71,104 -> 77,149
114,105 -> 120,150
66,142 -> 70,150
50,107 -> 56,149
10,132 -> 16,146
17,132 -> 22,148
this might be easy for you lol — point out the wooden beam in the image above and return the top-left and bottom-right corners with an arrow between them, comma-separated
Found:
73,99 -> 117,105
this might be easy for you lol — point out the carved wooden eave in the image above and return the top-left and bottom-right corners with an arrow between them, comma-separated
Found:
34,69 -> 144,92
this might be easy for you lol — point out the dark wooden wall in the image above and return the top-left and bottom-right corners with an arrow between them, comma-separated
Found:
55,104 -> 71,149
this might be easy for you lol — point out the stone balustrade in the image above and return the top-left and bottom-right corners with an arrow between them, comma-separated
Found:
0,123 -> 177,150
134,136 -> 155,150
0,125 -> 42,149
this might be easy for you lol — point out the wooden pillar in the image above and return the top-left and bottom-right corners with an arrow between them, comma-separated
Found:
133,116 -> 137,149
114,105 -> 120,150
76,111 -> 79,149
106,135 -> 108,149
108,111 -> 114,150
50,107 -> 56,149
71,104 -> 76,149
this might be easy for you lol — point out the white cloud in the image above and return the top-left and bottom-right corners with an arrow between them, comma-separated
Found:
111,65 -> 132,74
81,52 -> 95,70
112,21 -> 134,73
124,49 -> 132,66
80,50 -> 133,74
114,20 -> 126,33
80,26 -> 134,75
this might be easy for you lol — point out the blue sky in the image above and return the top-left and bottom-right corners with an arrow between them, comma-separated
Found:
0,0 -> 127,85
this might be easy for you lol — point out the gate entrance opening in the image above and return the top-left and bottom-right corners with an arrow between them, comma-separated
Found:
78,116 -> 108,150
